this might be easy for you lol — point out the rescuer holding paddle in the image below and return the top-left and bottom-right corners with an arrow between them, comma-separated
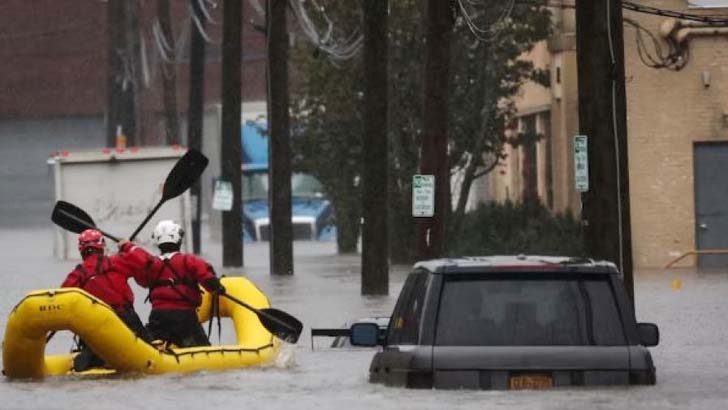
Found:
61,229 -> 153,371
133,220 -> 226,348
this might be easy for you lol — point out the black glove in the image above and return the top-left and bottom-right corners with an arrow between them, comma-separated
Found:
205,278 -> 226,295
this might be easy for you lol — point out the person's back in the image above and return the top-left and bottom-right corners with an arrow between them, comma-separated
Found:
140,252 -> 217,311
61,229 -> 152,371
134,220 -> 225,348
63,250 -> 134,311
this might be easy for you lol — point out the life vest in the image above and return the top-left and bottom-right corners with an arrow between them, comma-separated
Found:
144,253 -> 210,310
72,256 -> 133,311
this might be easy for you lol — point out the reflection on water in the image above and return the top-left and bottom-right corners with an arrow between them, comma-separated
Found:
3,228 -> 728,409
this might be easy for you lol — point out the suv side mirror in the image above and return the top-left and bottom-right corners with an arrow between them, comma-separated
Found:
350,323 -> 380,347
637,322 -> 659,347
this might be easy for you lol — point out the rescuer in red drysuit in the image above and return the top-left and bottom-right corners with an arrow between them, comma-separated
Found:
61,229 -> 153,371
133,220 -> 225,348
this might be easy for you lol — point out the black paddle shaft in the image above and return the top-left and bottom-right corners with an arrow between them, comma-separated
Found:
221,293 -> 303,344
129,200 -> 163,242
129,149 -> 209,242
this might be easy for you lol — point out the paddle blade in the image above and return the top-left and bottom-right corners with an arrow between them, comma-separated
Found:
51,200 -> 97,233
258,308 -> 304,344
161,149 -> 209,201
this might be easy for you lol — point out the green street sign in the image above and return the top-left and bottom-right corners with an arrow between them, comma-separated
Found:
412,174 -> 435,217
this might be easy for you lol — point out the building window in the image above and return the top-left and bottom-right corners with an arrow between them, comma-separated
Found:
520,115 -> 538,202
542,113 -> 554,209
516,112 -> 552,208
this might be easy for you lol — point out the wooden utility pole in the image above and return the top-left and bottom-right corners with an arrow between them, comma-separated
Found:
267,0 -> 293,275
221,0 -> 243,267
188,0 -> 207,254
106,0 -> 126,147
575,0 -> 634,301
126,0 -> 144,145
417,0 -> 453,260
106,0 -> 142,147
158,0 -> 180,145
361,0 -> 389,295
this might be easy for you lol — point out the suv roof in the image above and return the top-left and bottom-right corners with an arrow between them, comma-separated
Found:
413,255 -> 620,275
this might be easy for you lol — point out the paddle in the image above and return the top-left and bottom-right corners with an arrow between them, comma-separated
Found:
51,201 -> 120,242
50,203 -> 303,344
48,150 -> 208,348
129,149 -> 209,241
220,293 -> 303,344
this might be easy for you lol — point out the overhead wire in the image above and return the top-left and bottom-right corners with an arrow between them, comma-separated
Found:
622,1 -> 728,25
457,0 -> 516,42
150,11 -> 193,64
198,0 -> 220,25
623,17 -> 688,70
189,3 -> 221,45
288,0 -> 363,61
516,0 -> 728,25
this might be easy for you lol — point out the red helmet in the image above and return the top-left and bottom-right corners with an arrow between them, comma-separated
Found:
78,229 -> 105,254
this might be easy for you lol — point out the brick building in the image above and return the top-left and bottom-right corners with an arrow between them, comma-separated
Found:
489,1 -> 728,269
0,0 -> 267,226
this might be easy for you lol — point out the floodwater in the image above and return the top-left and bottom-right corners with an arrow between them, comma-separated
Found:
2,227 -> 728,410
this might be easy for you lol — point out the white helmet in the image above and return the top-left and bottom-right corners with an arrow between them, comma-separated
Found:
152,220 -> 184,246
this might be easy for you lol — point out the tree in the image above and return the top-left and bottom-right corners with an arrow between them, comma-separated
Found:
290,0 -> 551,261
446,2 -> 551,242
289,3 -> 364,254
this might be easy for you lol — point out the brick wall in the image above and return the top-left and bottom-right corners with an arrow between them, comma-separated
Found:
493,1 -> 728,268
624,0 -> 728,267
0,0 -> 267,125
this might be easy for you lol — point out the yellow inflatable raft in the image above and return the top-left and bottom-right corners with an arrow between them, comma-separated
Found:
2,277 -> 279,379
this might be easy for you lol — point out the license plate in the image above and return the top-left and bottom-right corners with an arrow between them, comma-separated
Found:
509,374 -> 553,390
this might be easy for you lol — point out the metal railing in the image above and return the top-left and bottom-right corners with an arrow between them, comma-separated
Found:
664,249 -> 728,268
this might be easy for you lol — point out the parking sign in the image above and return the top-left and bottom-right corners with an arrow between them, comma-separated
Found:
412,174 -> 435,217
574,135 -> 589,192
212,178 -> 234,211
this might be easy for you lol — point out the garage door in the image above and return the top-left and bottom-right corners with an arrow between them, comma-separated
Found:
0,117 -> 104,227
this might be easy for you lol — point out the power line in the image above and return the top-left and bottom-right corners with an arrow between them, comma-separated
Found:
288,0 -> 363,61
622,1 -> 728,25
198,0 -> 220,25
457,0 -> 515,42
189,3 -> 221,45
522,0 -> 728,25
623,17 -> 688,70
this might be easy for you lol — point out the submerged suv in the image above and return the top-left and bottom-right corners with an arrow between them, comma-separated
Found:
350,256 -> 659,390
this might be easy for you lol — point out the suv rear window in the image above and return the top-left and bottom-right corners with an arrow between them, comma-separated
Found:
434,275 -> 626,346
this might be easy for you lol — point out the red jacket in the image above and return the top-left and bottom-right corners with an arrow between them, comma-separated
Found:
134,251 -> 218,310
61,243 -> 147,312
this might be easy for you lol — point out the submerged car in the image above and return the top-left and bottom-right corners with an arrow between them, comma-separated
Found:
350,256 -> 659,390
